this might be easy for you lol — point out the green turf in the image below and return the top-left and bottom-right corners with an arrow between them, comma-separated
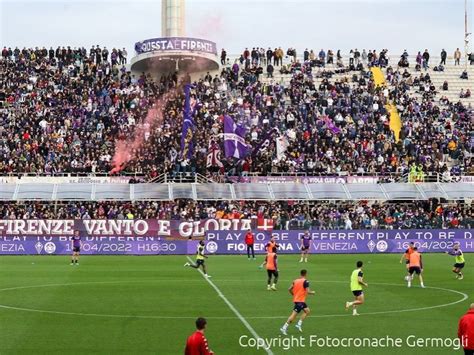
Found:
0,253 -> 471,354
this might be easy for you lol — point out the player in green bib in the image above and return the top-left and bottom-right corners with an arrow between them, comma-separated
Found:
446,243 -> 465,280
345,261 -> 368,316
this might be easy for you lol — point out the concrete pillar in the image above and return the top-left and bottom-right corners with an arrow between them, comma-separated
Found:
161,0 -> 185,37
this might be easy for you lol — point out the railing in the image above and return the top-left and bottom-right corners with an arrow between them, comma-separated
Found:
2,172 -> 472,184
0,172 -> 146,178
149,173 -> 216,184
222,172 -> 460,184
148,173 -> 168,184
0,181 -> 472,201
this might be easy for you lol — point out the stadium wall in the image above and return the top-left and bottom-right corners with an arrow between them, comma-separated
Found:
0,219 -> 472,255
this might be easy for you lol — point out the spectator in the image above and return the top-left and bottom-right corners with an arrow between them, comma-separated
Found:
287,47 -> 297,63
259,47 -> 266,65
440,48 -> 447,65
361,49 -> 367,64
415,51 -> 422,66
220,48 -> 227,65
327,49 -> 334,64
266,47 -> 273,65
318,48 -> 326,62
275,47 -> 284,66
344,215 -> 353,230
102,46 -> 109,62
354,48 -> 361,66
455,48 -> 462,65
266,62 -> 274,78
243,48 -> 250,61
422,49 -> 430,70
460,88 -> 471,98
303,48 -> 309,62
121,48 -> 127,64
349,49 -> 354,66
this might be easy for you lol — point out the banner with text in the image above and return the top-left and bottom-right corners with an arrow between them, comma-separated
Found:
227,176 -> 379,184
204,230 -> 474,255
0,229 -> 473,255
0,219 -> 254,238
135,37 -> 217,55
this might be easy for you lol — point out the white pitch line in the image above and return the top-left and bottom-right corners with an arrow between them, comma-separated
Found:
186,256 -> 274,355
0,280 -> 468,322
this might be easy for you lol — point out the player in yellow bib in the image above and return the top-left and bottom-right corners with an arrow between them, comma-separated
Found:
446,243 -> 465,280
184,240 -> 211,278
345,261 -> 368,316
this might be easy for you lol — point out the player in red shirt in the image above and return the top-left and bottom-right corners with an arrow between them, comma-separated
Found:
245,229 -> 255,260
458,304 -> 474,354
185,317 -> 214,355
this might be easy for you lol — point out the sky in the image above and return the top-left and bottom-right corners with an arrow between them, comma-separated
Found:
1,0 -> 472,58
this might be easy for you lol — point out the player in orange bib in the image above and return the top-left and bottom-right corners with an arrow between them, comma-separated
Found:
400,242 -> 415,278
259,237 -> 280,270
407,247 -> 425,288
265,248 -> 279,291
280,269 -> 315,335
266,237 -> 279,253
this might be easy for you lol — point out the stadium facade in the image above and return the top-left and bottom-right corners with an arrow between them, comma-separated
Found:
130,0 -> 219,77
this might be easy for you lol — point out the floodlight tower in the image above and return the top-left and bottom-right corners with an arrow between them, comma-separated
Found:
161,0 -> 185,37
131,0 -> 219,76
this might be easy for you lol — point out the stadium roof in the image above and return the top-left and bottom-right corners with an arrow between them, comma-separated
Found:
0,183 -> 472,201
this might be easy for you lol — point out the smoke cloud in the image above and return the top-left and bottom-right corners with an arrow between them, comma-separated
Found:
110,88 -> 178,174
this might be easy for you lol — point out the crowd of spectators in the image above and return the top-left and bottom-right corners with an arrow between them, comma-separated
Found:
210,49 -> 472,179
0,200 -> 471,230
0,45 -> 472,180
0,45 -> 175,176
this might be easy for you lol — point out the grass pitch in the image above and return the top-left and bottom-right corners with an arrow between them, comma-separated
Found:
0,253 -> 471,354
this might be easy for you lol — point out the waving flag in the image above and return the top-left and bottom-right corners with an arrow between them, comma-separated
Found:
257,218 -> 274,231
206,140 -> 224,169
252,127 -> 278,157
180,84 -> 194,159
223,115 -> 250,159
322,116 -> 341,134
276,135 -> 289,161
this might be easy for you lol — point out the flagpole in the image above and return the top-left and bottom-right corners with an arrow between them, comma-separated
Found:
465,0 -> 470,71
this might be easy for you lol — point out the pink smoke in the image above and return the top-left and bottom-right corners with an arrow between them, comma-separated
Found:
110,88 -> 177,174
192,14 -> 225,40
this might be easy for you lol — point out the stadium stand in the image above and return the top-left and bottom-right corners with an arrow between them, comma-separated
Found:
0,46 -> 472,226
0,200 -> 472,230
1,46 -> 472,180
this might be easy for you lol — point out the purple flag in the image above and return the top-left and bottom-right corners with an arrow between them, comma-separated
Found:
223,115 -> 250,159
322,116 -> 341,134
180,84 -> 194,159
252,127 -> 278,157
